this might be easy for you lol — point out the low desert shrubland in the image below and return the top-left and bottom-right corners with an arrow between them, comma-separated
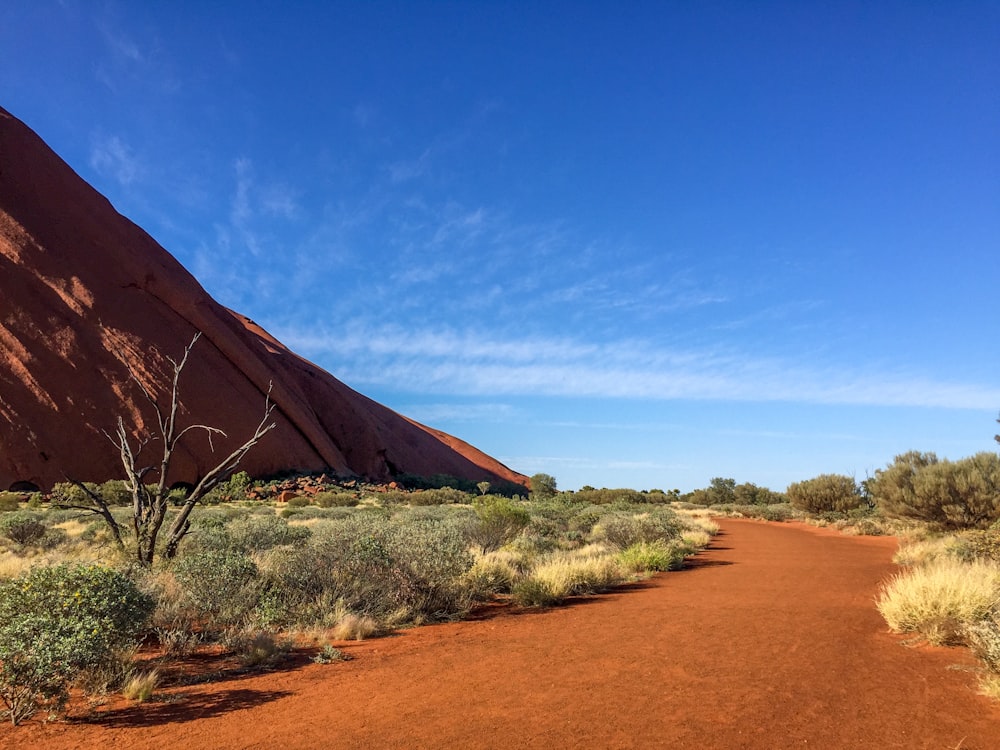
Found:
0,477 -> 718,725
878,522 -> 1000,694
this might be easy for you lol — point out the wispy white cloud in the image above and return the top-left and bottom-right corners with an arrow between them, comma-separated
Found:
89,135 -> 141,186
399,402 -> 520,424
279,323 -> 1000,411
99,24 -> 144,64
388,148 -> 432,183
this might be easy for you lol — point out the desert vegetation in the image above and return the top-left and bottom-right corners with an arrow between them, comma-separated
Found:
863,436 -> 1000,698
0,477 -> 715,725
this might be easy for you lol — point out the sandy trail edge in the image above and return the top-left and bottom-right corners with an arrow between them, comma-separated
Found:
7,519 -> 1000,749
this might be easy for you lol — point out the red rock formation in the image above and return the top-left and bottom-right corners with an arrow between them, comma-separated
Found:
0,106 -> 526,491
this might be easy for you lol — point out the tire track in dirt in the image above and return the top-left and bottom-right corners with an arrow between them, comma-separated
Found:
9,519 -> 1000,749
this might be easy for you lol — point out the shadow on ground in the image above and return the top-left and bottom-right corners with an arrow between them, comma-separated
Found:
79,688 -> 294,728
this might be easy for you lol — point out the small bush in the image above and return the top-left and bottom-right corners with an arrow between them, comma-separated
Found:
312,644 -> 349,664
876,558 -> 1000,645
286,496 -> 311,508
225,515 -> 312,554
590,511 -> 680,550
462,550 -> 523,598
619,540 -> 687,573
871,452 -> 1000,529
511,577 -> 562,607
225,630 -> 289,667
408,487 -> 470,506
0,564 -> 153,724
966,615 -> 1000,674
954,530 -> 1000,563
514,550 -> 625,607
260,513 -> 474,627
469,496 -> 531,553
314,491 -> 358,508
331,613 -> 379,641
0,512 -> 47,546
122,670 -> 159,702
0,494 -> 21,512
172,549 -> 260,629
787,474 -> 863,514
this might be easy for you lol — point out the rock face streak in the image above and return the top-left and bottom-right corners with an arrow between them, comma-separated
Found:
0,107 -> 525,491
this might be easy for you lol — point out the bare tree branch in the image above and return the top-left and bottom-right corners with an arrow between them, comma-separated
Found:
50,477 -> 126,551
92,333 -> 279,565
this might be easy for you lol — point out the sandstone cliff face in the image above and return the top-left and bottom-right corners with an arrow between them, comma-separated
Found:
0,106 -> 525,491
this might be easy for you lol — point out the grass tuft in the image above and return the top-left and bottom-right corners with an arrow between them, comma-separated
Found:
122,670 -> 159,702
876,558 -> 1000,645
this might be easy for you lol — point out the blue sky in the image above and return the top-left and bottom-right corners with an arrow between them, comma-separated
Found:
2,2 -> 998,491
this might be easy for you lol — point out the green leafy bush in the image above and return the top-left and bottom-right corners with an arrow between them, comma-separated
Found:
787,474 -> 863,513
529,473 -> 558,498
0,564 -> 153,724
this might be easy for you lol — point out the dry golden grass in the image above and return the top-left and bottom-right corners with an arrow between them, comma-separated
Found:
331,613 -> 379,641
681,529 -> 712,550
522,547 -> 625,602
876,558 -> 1000,645
892,535 -> 958,567
676,511 -> 720,537
463,549 -> 522,596
52,518 -> 90,537
978,673 -> 1000,700
122,670 -> 160,702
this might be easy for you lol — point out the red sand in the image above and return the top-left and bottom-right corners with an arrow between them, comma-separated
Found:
7,519 -> 1000,749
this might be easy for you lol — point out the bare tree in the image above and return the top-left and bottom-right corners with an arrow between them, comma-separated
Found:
62,333 -> 276,565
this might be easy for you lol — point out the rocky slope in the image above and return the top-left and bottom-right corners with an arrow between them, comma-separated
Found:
0,106 -> 525,491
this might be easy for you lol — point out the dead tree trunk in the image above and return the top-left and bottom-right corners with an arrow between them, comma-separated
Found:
105,333 -> 276,565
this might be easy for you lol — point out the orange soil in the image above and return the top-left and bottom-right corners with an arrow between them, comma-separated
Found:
7,519 -> 1000,749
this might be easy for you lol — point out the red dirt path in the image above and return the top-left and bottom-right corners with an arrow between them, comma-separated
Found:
8,519 -> 1000,749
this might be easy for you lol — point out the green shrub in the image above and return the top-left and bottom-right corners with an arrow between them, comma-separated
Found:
0,494 -> 21,512
511,576 -> 561,607
225,515 -> 312,554
951,530 -> 1000,563
314,491 -> 358,508
260,513 -> 474,627
408,487 -> 471,506
172,549 -> 260,628
0,564 -> 153,724
469,496 -> 531,553
98,480 -> 133,506
0,511 -> 47,546
872,452 -> 1000,529
619,540 -> 687,573
529,473 -> 558,498
573,488 -> 648,505
285,496 -> 311,508
733,482 -> 787,506
787,474 -> 863,514
590,511 -> 680,550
